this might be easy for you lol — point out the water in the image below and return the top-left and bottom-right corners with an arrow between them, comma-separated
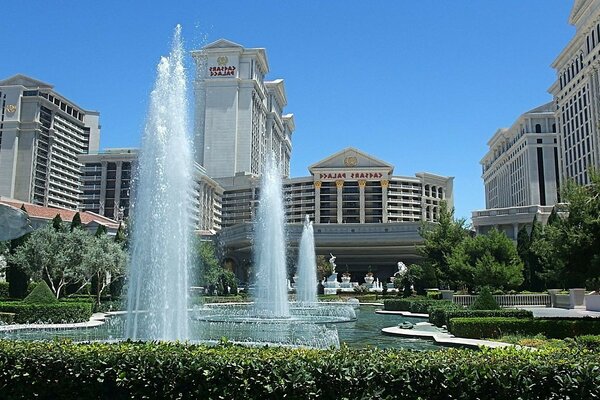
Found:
252,159 -> 290,318
296,215 -> 317,304
125,25 -> 193,341
0,306 -> 442,351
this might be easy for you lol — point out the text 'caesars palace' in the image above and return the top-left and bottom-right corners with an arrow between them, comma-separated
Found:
0,39 -> 453,281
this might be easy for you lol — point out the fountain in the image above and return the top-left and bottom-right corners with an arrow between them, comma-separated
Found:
295,215 -> 317,304
125,25 -> 193,341
252,159 -> 290,318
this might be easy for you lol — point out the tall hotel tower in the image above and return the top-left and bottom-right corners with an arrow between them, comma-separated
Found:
549,0 -> 600,185
191,39 -> 295,179
0,75 -> 100,210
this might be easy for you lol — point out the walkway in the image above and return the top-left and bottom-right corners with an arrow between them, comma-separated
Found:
0,312 -> 108,332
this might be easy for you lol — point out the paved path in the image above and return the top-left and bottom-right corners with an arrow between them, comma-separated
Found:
375,309 -> 428,318
0,312 -> 108,332
381,324 -> 516,349
519,306 -> 600,318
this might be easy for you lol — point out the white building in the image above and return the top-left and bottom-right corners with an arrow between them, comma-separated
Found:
191,39 -> 294,179
217,148 -> 454,280
549,0 -> 600,185
78,148 -> 223,232
473,102 -> 559,238
0,75 -> 100,210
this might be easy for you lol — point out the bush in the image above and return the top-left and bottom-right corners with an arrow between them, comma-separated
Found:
430,309 -> 533,328
0,312 -> 14,324
0,342 -> 599,399
94,299 -> 125,313
426,290 -> 442,300
0,282 -> 9,299
470,287 -> 500,310
575,335 -> 600,351
450,317 -> 600,339
0,302 -> 92,323
383,298 -> 453,314
23,281 -> 57,304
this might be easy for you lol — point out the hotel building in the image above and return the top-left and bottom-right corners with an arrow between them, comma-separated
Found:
549,0 -> 600,185
191,39 -> 294,179
217,148 -> 454,281
0,75 -> 100,210
78,148 -> 223,232
472,103 -> 559,238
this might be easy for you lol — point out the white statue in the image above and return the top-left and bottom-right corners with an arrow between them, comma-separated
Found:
329,253 -> 337,274
395,262 -> 407,277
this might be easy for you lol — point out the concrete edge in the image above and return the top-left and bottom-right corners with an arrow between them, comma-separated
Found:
381,326 -> 517,349
375,309 -> 428,318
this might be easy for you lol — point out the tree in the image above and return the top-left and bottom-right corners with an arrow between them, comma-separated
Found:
52,214 -> 64,232
418,201 -> 469,289
70,212 -> 83,231
316,255 -> 332,280
82,235 -> 128,305
0,241 -> 8,272
447,229 -> 524,292
10,225 -> 93,298
532,172 -> 600,288
94,224 -> 107,237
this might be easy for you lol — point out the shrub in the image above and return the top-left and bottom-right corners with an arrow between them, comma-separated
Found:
429,309 -> 533,328
0,302 -> 92,323
23,281 -> 57,304
426,290 -> 442,300
450,317 -> 600,339
428,302 -> 463,326
0,282 -> 9,299
575,335 -> 600,351
0,342 -> 599,399
383,298 -> 453,314
0,312 -> 14,324
470,287 -> 500,310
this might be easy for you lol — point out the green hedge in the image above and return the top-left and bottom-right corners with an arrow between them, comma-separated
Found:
429,309 -> 533,328
450,317 -> 600,339
0,312 -> 14,324
0,341 -> 599,399
0,302 -> 93,324
383,298 -> 454,314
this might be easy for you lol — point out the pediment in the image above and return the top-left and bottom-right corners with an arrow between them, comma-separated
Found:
309,147 -> 394,172
569,0 -> 592,25
203,38 -> 244,50
0,74 -> 53,89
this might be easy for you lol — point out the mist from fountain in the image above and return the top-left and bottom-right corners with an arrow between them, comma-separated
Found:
252,158 -> 290,318
125,25 -> 193,341
296,215 -> 318,304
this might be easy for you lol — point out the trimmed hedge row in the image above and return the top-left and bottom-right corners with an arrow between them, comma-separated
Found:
429,309 -> 533,328
0,341 -> 599,399
383,298 -> 455,314
450,317 -> 600,339
0,302 -> 93,324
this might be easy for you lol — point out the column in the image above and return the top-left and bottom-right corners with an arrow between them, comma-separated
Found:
336,179 -> 344,223
358,180 -> 366,223
114,162 -> 123,219
381,179 -> 389,223
513,223 -> 519,240
99,161 -> 108,215
314,180 -> 321,223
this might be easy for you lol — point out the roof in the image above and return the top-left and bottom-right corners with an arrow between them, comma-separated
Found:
526,101 -> 555,114
0,197 -> 119,229
0,74 -> 53,89
309,147 -> 394,173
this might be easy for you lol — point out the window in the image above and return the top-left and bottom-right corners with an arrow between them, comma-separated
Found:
535,124 -> 542,133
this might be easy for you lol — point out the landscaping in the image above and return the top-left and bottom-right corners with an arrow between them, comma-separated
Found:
1,341 -> 599,399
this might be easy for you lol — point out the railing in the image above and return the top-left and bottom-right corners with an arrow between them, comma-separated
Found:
453,294 -> 550,308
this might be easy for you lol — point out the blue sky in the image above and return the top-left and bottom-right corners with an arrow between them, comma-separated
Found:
1,1 -> 575,221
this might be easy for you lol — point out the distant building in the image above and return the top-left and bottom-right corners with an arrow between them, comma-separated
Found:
0,75 -> 100,210
217,147 -> 454,281
549,0 -> 600,185
0,196 -> 119,234
473,102 -> 559,238
191,39 -> 294,179
78,148 -> 223,233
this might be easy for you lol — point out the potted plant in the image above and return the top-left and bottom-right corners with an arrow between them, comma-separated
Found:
341,272 -> 351,284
